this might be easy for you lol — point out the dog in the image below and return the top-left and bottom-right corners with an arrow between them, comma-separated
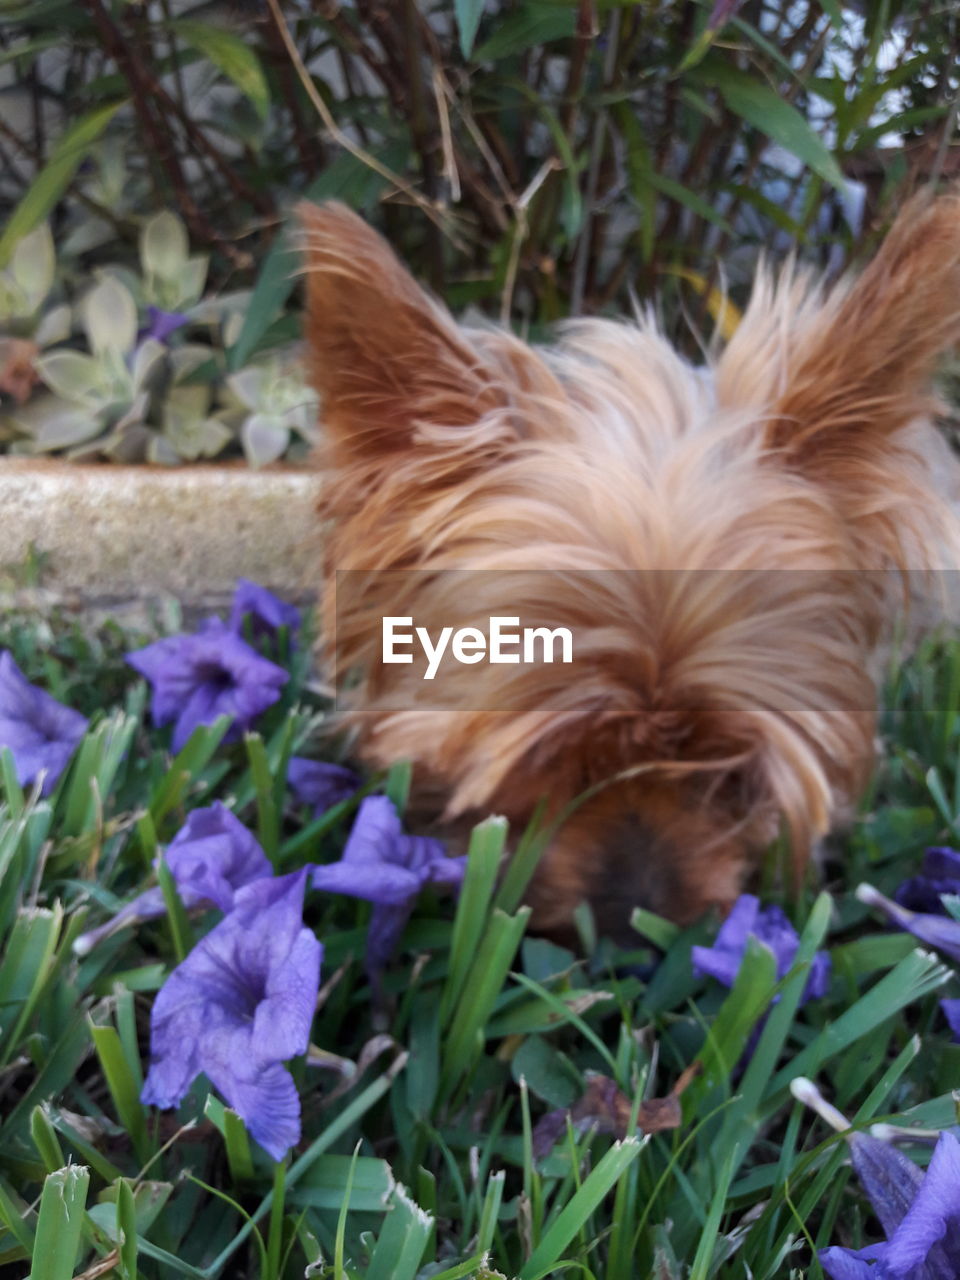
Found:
298,193 -> 960,940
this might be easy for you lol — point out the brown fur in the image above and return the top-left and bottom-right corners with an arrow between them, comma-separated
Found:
299,194 -> 960,937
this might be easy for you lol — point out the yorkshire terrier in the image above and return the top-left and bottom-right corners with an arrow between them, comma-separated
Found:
299,193 -> 960,940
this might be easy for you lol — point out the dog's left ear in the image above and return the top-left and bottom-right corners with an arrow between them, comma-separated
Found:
717,191 -> 960,565
297,202 -> 504,459
720,192 -> 960,457
770,191 -> 960,459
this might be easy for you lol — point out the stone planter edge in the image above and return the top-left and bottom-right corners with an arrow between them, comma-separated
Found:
0,457 -> 323,612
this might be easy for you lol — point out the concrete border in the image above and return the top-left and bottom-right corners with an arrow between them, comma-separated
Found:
0,458 -> 323,609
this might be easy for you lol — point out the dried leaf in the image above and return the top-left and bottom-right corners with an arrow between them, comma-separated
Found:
531,1064 -> 698,1159
0,337 -> 39,402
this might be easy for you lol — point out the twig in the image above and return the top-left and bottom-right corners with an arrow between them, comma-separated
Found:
570,8 -> 620,315
80,0 -> 260,263
259,3 -> 324,178
928,92 -> 959,190
501,157 -> 560,326
264,0 -> 462,242
561,0 -> 598,135
433,65 -> 461,203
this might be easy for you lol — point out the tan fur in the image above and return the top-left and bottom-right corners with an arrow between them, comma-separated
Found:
299,195 -> 960,937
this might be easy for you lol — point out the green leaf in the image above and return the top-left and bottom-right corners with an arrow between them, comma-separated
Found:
10,222 -> 55,312
28,1165 -> 89,1280
172,19 -> 270,119
440,816 -> 509,1027
366,1184 -> 434,1280
228,145 -> 405,370
0,102 -> 125,267
83,276 -> 137,356
385,759 -> 413,815
0,905 -> 63,1066
630,905 -> 680,951
441,906 -> 531,1094
244,732 -> 279,859
288,1154 -> 397,1212
89,1020 -> 151,1165
140,209 -> 189,282
30,1106 -> 64,1174
116,1177 -> 138,1280
473,4 -> 575,61
0,1176 -> 34,1256
687,936 -> 778,1109
511,1035 -> 581,1109
147,714 -> 232,825
455,0 -> 486,58
517,1137 -> 643,1279
204,1096 -> 256,1184
768,947 -> 953,1097
157,853 -> 194,964
695,61 -> 846,191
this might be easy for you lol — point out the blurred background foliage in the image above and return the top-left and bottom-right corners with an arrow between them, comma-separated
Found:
0,0 -> 957,462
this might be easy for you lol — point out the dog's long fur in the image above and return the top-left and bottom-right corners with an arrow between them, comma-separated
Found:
299,194 -> 960,935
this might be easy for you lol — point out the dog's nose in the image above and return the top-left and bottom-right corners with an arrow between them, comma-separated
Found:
585,824 -> 687,946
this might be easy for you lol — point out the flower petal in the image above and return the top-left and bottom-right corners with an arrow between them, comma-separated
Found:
141,869 -> 320,1140
310,796 -> 422,904
311,857 -> 420,906
166,802 -> 271,911
229,580 -> 301,644
882,1132 -> 960,1274
692,895 -> 760,987
0,651 -> 87,792
204,1054 -> 302,1162
897,847 -> 960,914
366,902 -> 414,974
253,927 -> 322,1062
942,998 -> 960,1042
858,883 -> 960,966
818,1244 -> 885,1279
287,757 -> 359,815
849,1130 -> 925,1240
127,621 -> 288,748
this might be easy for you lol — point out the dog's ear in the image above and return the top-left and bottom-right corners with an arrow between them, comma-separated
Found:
768,191 -> 960,461
298,202 -> 503,456
717,192 -> 960,566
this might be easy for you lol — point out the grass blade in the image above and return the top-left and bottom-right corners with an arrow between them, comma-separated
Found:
27,1165 -> 89,1280
517,1137 -> 643,1280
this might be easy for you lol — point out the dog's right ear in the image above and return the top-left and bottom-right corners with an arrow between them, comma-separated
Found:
298,202 -> 502,457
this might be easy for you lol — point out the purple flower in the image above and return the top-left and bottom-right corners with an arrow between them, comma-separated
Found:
126,617 -> 288,751
311,795 -> 466,973
229,580 -> 300,654
896,849 -> 960,915
857,883 -> 960,966
143,306 -> 188,344
0,651 -> 88,796
141,870 -> 321,1161
288,757 -> 359,816
819,1131 -> 960,1279
941,998 -> 960,1042
691,894 -> 831,1002
74,803 -> 271,955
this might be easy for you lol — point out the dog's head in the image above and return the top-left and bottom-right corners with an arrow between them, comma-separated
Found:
299,196 -> 960,930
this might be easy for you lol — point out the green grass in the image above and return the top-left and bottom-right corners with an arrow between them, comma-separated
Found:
1,606 -> 959,1278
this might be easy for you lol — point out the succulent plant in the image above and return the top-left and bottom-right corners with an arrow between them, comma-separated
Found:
0,224 -> 72,404
154,345 -> 233,464
9,276 -> 164,457
139,210 -> 209,318
222,354 -> 319,467
0,202 -> 315,465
